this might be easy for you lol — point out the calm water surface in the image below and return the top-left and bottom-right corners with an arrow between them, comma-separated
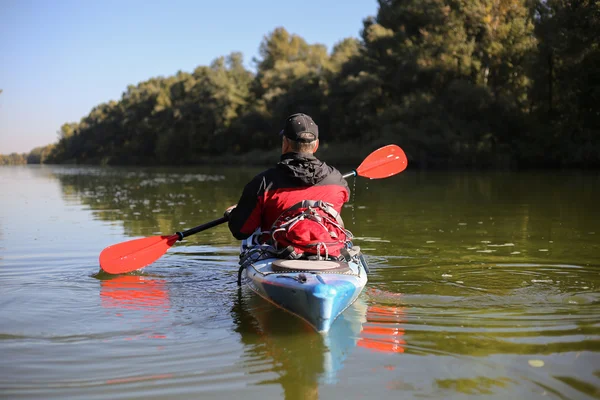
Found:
0,165 -> 598,399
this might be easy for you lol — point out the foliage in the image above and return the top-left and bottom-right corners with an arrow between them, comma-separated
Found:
4,1 -> 597,168
527,0 -> 600,167
0,153 -> 27,165
26,144 -> 54,164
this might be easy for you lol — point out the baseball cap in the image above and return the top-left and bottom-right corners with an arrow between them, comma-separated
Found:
279,113 -> 319,143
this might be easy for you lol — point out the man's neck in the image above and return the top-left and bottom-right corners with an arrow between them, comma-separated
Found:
281,152 -> 316,159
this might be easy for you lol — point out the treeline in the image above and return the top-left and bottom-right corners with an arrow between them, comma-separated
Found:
0,145 -> 55,165
9,0 -> 600,168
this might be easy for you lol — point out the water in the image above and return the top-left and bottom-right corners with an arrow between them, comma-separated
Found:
0,165 -> 598,399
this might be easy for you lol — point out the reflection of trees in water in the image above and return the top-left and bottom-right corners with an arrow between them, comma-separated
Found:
353,170 -> 600,267
51,166 -> 261,239
49,165 -> 599,261
436,376 -> 511,396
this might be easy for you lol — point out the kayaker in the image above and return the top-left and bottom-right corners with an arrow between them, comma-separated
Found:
225,113 -> 350,242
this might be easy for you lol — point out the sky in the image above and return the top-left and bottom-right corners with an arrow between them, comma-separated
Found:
0,0 -> 379,154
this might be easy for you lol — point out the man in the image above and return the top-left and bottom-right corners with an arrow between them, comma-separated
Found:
226,113 -> 350,240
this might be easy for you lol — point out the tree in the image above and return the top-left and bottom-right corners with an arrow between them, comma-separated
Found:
341,0 -> 535,166
0,153 -> 26,165
26,144 -> 54,164
529,0 -> 600,166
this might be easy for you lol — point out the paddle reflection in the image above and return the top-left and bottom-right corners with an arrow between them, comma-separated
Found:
100,275 -> 170,312
99,275 -> 170,339
357,305 -> 407,354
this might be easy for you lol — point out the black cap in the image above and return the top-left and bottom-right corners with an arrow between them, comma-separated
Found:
279,113 -> 319,143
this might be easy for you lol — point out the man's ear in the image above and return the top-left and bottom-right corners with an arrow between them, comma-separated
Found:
313,139 -> 319,153
282,136 -> 291,153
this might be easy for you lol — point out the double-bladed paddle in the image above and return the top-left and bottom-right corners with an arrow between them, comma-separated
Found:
99,144 -> 407,274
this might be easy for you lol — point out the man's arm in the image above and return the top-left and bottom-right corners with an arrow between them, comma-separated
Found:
227,175 -> 264,240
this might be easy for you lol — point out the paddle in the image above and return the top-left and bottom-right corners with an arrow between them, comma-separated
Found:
99,217 -> 228,274
344,144 -> 407,179
99,144 -> 408,274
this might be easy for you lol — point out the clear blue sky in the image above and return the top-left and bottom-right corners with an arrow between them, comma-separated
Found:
0,0 -> 378,154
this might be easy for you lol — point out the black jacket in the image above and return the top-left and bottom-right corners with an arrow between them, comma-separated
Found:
228,152 -> 350,239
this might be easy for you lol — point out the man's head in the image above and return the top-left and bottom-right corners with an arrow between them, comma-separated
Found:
280,113 -> 319,154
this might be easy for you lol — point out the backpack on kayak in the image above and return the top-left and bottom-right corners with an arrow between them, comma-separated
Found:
270,200 -> 353,260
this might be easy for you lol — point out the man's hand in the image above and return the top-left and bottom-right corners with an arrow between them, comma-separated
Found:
224,204 -> 237,220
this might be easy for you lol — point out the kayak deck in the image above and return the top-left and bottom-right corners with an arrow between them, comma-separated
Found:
240,257 -> 368,333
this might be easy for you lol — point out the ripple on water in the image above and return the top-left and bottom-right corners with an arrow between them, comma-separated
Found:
0,246 -> 267,400
362,262 -> 599,357
350,262 -> 600,399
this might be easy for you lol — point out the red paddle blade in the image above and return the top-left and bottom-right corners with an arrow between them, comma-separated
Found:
356,145 -> 408,179
99,234 -> 179,274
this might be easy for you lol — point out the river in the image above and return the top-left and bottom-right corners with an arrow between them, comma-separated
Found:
0,165 -> 598,399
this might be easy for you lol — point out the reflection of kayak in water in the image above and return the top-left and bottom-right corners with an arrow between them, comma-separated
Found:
231,287 -> 366,397
321,297 -> 368,384
231,286 -> 408,400
237,246 -> 368,333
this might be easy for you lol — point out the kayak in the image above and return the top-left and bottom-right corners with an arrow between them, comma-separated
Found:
237,247 -> 368,333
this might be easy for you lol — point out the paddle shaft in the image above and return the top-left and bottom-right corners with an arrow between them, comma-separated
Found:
176,216 -> 228,240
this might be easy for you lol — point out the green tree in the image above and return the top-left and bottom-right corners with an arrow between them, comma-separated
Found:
244,27 -> 335,147
39,2 -> 598,169
343,0 -> 535,167
529,0 -> 600,166
26,144 -> 54,164
153,53 -> 253,163
0,153 -> 26,165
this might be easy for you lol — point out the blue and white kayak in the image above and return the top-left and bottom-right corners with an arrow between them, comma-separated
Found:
238,249 -> 368,333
